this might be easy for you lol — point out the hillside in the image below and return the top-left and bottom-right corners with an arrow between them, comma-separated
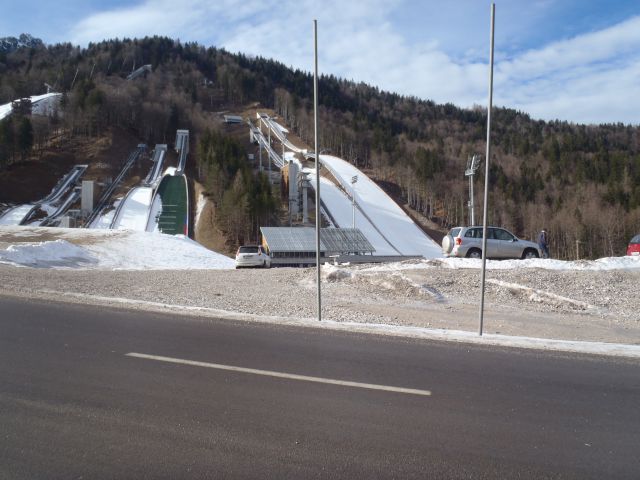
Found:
1,35 -> 639,258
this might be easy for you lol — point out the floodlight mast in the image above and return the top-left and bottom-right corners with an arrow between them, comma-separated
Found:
351,175 -> 358,228
464,155 -> 482,225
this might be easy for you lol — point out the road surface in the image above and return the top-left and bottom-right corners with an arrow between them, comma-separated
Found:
1,296 -> 638,478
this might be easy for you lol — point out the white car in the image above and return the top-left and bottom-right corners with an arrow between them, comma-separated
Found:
235,245 -> 271,268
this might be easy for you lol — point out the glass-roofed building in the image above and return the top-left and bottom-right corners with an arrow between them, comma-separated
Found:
260,227 -> 375,267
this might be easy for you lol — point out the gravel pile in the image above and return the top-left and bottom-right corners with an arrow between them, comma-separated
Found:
1,261 -> 638,344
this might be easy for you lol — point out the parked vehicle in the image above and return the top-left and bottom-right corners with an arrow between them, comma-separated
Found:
235,245 -> 271,268
627,234 -> 640,256
442,226 -> 541,259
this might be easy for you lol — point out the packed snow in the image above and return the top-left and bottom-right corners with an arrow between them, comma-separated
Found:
0,102 -> 11,121
111,186 -> 153,231
318,154 -> 442,258
90,209 -> 116,229
354,255 -> 640,272
306,171 -> 402,253
0,226 -> 234,270
0,204 -> 35,225
0,92 -> 62,121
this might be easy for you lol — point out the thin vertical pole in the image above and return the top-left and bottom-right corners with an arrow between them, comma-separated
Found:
268,127 -> 271,174
352,186 -> 356,228
313,20 -> 322,322
479,3 -> 495,337
471,172 -> 475,225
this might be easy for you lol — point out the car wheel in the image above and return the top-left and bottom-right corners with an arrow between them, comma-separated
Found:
466,249 -> 482,259
522,248 -> 539,259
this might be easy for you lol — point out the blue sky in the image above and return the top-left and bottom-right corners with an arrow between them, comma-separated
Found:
2,0 -> 640,125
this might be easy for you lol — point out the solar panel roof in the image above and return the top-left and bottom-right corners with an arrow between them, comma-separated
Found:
260,227 -> 375,254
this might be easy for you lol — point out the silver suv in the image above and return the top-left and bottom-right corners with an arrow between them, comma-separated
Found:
442,226 -> 541,259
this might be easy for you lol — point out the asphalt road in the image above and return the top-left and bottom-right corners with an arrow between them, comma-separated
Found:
1,296 -> 639,479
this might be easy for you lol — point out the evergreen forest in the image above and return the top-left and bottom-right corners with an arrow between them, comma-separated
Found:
1,35 -> 639,258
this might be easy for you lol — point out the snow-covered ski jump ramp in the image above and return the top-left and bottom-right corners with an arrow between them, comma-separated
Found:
0,165 -> 87,226
252,114 -> 441,259
110,186 -> 154,231
316,154 -> 442,259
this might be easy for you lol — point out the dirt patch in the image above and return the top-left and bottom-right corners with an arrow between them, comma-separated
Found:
0,151 -> 76,203
0,127 -> 149,206
194,182 -> 234,256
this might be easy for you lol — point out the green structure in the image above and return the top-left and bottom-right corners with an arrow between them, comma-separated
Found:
154,174 -> 189,235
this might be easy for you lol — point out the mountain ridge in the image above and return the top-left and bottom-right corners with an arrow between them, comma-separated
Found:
0,35 -> 638,258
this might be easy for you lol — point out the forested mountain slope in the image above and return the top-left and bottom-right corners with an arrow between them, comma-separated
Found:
1,35 -> 638,258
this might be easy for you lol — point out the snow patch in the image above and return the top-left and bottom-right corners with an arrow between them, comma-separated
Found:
488,279 -> 599,312
195,193 -> 206,228
322,264 -> 353,281
0,239 -> 97,268
0,226 -> 234,270
357,256 -> 640,272
322,264 -> 445,301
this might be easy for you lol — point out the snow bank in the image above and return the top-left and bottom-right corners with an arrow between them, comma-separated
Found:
0,239 -> 97,268
435,256 -> 640,271
89,232 -> 235,270
353,255 -> 640,272
0,226 -> 235,270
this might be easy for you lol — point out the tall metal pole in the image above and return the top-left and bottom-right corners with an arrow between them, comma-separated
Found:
351,175 -> 358,228
470,174 -> 475,225
479,3 -> 495,337
352,187 -> 356,228
313,20 -> 322,322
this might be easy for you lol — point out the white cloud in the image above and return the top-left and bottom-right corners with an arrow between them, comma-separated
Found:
496,16 -> 640,123
68,0 -> 640,125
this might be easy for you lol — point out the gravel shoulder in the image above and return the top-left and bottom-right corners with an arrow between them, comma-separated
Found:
1,261 -> 638,345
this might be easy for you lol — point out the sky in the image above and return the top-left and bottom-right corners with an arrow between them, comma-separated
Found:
2,0 -> 640,125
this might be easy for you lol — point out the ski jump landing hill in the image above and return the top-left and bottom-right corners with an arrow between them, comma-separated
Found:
90,135 -> 189,236
0,92 -> 62,121
252,113 -> 442,259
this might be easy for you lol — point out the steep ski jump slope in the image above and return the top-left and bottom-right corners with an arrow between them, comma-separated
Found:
110,187 -> 153,231
317,154 -> 442,258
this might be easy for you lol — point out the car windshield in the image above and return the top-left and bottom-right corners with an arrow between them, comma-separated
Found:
239,246 -> 259,254
449,228 -> 461,237
631,235 -> 640,244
